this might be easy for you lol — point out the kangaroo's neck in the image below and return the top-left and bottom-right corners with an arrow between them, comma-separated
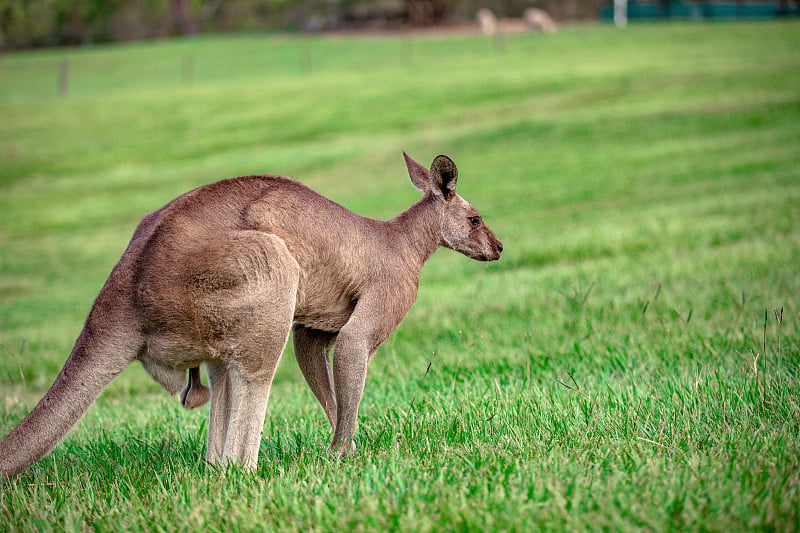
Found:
388,194 -> 443,271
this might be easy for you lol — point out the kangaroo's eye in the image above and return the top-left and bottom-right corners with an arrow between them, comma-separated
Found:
469,216 -> 482,227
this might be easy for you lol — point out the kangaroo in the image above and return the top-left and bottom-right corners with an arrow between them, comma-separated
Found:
0,152 -> 502,479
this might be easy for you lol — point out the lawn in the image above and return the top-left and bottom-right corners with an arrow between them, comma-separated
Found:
1,20 -> 799,531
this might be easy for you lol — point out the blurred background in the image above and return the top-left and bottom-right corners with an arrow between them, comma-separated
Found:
1,0 -> 797,48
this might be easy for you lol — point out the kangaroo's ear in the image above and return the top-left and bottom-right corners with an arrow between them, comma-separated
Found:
403,151 -> 430,192
430,155 -> 458,200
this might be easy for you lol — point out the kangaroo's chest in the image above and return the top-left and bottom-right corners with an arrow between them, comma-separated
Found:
293,275 -> 357,332
291,257 -> 363,332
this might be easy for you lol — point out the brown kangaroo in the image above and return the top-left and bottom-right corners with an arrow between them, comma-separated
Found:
0,152 -> 502,479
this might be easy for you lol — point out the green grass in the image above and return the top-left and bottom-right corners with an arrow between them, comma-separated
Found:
1,20 -> 799,531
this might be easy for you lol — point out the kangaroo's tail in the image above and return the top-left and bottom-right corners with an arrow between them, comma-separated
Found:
0,315 -> 137,480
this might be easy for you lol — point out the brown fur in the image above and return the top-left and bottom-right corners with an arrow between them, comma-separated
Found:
0,153 -> 502,478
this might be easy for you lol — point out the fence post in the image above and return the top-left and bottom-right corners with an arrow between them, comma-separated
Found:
58,59 -> 69,98
182,53 -> 194,85
494,29 -> 506,53
300,39 -> 312,74
405,38 -> 414,66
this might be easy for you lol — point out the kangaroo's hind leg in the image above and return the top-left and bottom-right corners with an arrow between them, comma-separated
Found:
205,360 -> 231,464
197,231 -> 300,469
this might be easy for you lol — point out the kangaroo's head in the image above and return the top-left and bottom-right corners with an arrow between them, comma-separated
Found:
404,152 -> 503,262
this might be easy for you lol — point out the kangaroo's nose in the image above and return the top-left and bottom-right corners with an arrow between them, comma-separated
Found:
497,242 -> 503,253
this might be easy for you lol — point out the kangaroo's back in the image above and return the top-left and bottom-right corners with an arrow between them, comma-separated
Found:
237,177 -> 386,331
131,175 -> 374,334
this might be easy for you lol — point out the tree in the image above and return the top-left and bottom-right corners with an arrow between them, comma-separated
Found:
171,0 -> 195,34
404,0 -> 454,25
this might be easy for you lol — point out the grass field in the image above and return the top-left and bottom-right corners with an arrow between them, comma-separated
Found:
1,20 -> 799,531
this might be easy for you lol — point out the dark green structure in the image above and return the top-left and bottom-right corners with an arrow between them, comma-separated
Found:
600,1 -> 799,21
